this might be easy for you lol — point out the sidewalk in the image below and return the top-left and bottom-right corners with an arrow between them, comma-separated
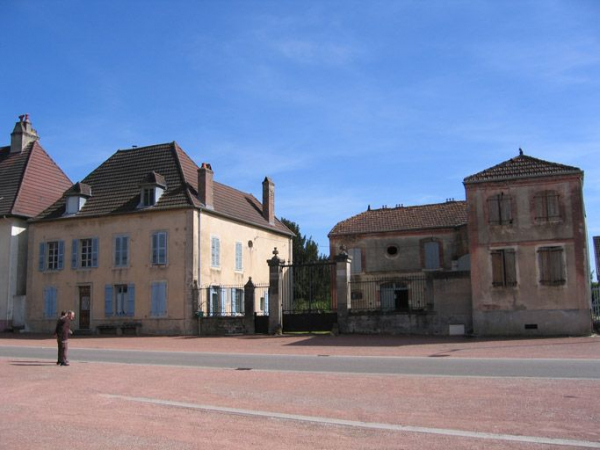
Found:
1,332 -> 599,359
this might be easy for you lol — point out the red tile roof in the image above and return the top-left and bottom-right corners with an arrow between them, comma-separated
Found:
34,142 -> 293,236
329,201 -> 467,236
0,142 -> 71,218
464,153 -> 582,184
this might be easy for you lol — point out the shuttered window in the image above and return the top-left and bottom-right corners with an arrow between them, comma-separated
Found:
39,241 -> 65,272
235,242 -> 243,271
487,193 -> 513,225
73,238 -> 99,269
424,241 -> 441,270
43,286 -> 58,318
348,248 -> 362,274
211,237 -> 221,268
150,281 -> 167,316
538,246 -> 565,285
114,235 -> 129,267
534,191 -> 560,222
491,249 -> 517,287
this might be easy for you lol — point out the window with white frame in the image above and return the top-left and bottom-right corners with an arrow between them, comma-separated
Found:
152,231 -> 167,265
105,284 -> 135,316
43,241 -> 65,271
235,242 -> 243,271
211,237 -> 220,268
114,235 -> 129,267
209,286 -> 224,316
71,238 -> 99,269
142,187 -> 156,207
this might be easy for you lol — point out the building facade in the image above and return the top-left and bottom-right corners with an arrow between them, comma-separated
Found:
26,142 -> 292,335
0,116 -> 71,331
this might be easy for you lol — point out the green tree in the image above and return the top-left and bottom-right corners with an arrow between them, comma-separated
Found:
281,218 -> 327,264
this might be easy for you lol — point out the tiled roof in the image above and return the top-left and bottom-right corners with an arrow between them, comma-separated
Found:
329,201 -> 467,236
34,142 -> 293,236
0,142 -> 71,218
464,153 -> 582,184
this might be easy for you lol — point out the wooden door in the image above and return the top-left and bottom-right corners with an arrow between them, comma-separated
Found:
78,286 -> 91,330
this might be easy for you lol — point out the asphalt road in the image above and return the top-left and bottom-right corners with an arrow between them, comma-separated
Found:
2,345 -> 599,379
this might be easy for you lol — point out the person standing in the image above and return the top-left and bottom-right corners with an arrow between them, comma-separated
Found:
54,310 -> 75,366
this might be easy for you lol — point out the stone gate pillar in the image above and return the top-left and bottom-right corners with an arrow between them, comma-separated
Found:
244,277 -> 256,334
335,249 -> 351,333
268,248 -> 285,334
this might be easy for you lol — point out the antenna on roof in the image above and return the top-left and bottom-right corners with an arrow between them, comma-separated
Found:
519,147 -> 523,156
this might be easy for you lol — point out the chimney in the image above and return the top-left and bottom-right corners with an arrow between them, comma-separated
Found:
198,162 -> 214,209
11,114 -> 39,153
262,177 -> 275,224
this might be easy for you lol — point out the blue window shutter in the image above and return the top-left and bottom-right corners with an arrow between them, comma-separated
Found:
160,282 -> 167,315
43,287 -> 50,316
425,242 -> 440,270
264,289 -> 269,313
122,237 -> 129,266
49,287 -> 57,317
160,232 -> 167,264
92,238 -> 99,267
231,288 -> 236,314
39,242 -> 46,272
105,285 -> 114,317
151,282 -> 158,316
127,284 -> 135,317
57,241 -> 65,270
71,239 -> 78,269
220,288 -> 226,315
114,237 -> 121,266
152,233 -> 158,265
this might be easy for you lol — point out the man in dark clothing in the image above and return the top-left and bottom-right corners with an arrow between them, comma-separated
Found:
54,310 -> 75,366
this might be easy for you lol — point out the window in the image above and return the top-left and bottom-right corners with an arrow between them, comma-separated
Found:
211,237 -> 220,268
39,241 -> 65,272
114,235 -> 129,267
105,284 -> 135,316
142,188 -> 156,207
209,286 -> 224,316
534,191 -> 560,222
231,288 -> 244,315
423,241 -> 441,270
386,245 -> 399,257
491,249 -> 517,287
150,281 -> 167,316
487,193 -> 513,225
348,248 -> 362,275
43,286 -> 57,318
538,246 -> 565,285
235,242 -> 243,271
71,238 -> 99,269
152,231 -> 167,265
259,289 -> 269,314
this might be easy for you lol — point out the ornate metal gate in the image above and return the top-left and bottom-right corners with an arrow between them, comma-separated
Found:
281,261 -> 337,332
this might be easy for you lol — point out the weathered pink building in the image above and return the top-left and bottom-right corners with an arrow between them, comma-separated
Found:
464,151 -> 591,335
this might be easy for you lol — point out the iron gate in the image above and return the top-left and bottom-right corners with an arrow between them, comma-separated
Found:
282,261 -> 337,332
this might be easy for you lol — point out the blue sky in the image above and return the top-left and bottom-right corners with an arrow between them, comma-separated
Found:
2,0 -> 599,276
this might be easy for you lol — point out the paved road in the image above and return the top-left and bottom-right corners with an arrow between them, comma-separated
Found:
2,345 -> 599,379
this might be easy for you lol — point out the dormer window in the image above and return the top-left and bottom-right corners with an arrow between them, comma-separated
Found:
63,182 -> 92,216
138,171 -> 166,208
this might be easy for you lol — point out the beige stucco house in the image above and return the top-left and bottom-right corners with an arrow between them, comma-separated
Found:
0,116 -> 71,331
26,142 -> 293,335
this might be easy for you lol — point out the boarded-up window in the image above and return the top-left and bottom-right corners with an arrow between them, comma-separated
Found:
534,191 -> 560,222
348,248 -> 362,274
487,193 -> 513,225
538,246 -> 565,285
491,249 -> 517,287
424,241 -> 441,270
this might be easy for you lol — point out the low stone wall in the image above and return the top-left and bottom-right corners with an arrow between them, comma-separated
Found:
199,317 -> 254,336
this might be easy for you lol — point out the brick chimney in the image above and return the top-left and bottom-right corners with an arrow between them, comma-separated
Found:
262,177 -> 275,224
11,114 -> 39,154
198,162 -> 214,209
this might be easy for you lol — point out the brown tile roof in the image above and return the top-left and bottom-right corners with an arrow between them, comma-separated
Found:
0,142 -> 71,218
464,153 -> 582,184
329,201 -> 467,236
34,142 -> 293,236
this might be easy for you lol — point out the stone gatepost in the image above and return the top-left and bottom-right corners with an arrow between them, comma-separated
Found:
267,248 -> 285,334
335,249 -> 351,333
244,277 -> 256,334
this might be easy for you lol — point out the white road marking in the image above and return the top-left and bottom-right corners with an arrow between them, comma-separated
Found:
105,394 -> 600,448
